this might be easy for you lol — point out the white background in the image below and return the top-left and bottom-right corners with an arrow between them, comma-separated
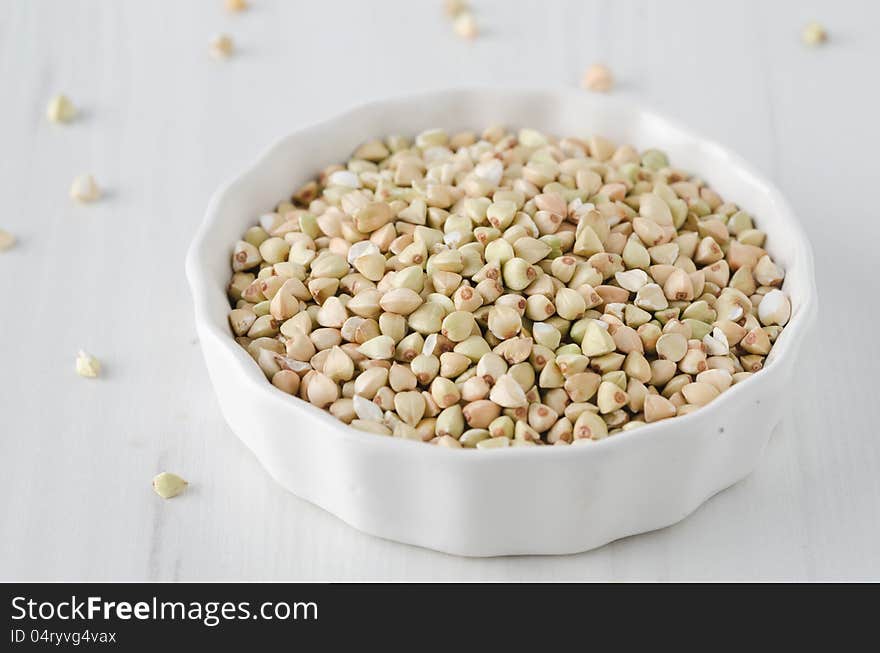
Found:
2,0 -> 879,581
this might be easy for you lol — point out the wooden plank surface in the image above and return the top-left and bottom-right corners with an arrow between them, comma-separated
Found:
1,0 -> 878,581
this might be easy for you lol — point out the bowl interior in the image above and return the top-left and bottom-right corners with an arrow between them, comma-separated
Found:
187,87 -> 816,444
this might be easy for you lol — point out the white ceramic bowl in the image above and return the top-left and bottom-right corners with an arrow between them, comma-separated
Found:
186,88 -> 817,557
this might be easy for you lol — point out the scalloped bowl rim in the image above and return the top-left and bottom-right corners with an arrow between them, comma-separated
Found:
185,86 -> 817,463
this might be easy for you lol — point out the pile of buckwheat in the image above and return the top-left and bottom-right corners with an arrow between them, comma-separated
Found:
225,126 -> 792,449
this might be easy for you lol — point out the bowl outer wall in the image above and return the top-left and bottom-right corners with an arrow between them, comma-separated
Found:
186,88 -> 817,556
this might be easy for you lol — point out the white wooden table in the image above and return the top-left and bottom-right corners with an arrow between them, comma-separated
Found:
2,0 -> 878,581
